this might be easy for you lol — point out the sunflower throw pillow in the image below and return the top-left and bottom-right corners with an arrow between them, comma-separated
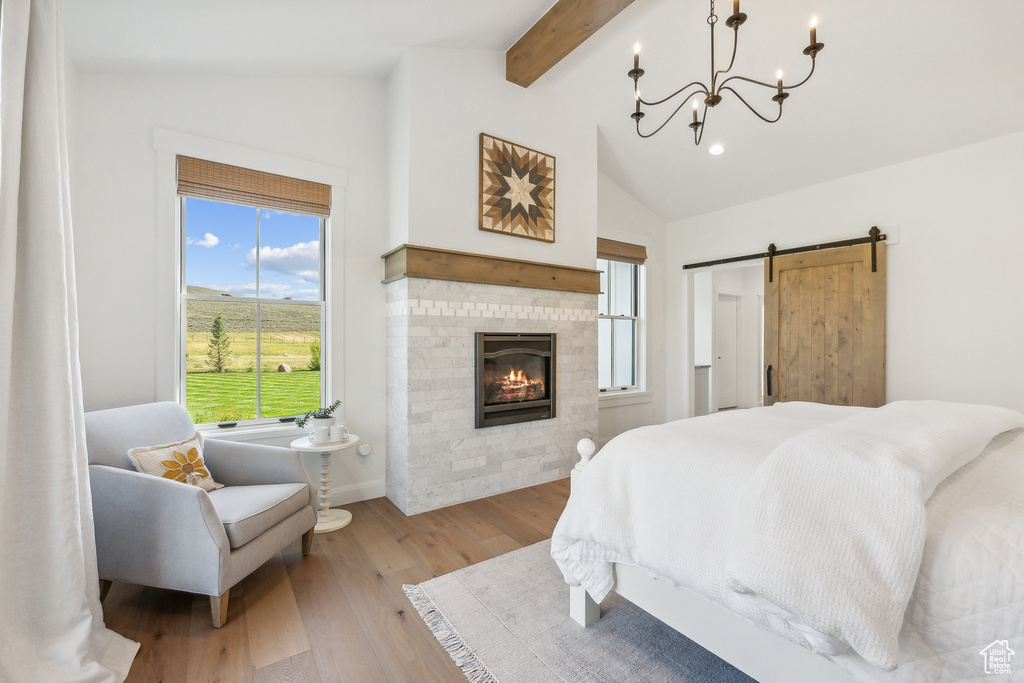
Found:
128,432 -> 223,492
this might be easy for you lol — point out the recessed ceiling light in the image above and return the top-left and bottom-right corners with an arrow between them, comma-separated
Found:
708,144 -> 724,155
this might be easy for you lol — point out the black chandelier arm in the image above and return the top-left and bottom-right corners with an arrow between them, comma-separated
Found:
716,73 -> 780,92
720,54 -> 815,95
782,55 -> 817,90
637,97 -> 703,138
712,25 -> 741,87
718,86 -> 783,123
636,82 -> 709,108
718,55 -> 817,94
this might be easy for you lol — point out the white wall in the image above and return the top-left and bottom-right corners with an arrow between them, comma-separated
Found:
596,172 -> 667,446
68,72 -> 389,503
387,54 -> 411,252
664,131 -> 1024,418
392,47 -> 598,270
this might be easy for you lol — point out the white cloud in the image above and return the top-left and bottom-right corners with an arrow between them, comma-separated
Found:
187,232 -> 220,248
246,240 -> 319,283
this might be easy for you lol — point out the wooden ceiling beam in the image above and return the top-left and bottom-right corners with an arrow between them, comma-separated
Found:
506,0 -> 635,88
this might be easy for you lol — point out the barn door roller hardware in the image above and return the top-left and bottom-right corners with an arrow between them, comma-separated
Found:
682,226 -> 885,282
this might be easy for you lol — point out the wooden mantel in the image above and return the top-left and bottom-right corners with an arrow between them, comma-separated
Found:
381,244 -> 601,294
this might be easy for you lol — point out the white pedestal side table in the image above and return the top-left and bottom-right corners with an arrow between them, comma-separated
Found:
291,434 -> 360,533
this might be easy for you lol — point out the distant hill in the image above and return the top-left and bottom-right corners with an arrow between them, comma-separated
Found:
188,285 -> 234,296
186,286 -> 320,333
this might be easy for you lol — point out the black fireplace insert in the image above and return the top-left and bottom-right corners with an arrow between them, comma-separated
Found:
475,333 -> 555,428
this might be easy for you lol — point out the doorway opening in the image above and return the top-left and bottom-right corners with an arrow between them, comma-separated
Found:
692,263 -> 764,414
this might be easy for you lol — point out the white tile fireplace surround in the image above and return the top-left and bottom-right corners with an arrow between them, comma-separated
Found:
386,278 -> 598,515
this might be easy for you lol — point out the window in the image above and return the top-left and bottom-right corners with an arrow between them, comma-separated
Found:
178,156 -> 330,426
598,259 -> 639,390
596,238 -> 647,393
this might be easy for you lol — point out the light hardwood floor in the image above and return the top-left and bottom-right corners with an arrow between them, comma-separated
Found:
103,478 -> 571,682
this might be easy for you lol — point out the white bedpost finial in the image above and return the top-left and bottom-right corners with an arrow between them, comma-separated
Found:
575,438 -> 596,471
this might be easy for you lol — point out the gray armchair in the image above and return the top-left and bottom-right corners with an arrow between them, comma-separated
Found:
85,402 -> 317,627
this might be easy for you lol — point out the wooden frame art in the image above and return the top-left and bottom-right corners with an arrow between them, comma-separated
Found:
479,133 -> 555,243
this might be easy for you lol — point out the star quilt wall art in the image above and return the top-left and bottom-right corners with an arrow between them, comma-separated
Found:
479,133 -> 555,243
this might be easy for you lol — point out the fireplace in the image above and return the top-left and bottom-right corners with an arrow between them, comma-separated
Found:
475,333 -> 556,428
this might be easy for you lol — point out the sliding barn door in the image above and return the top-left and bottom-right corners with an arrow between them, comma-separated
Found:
764,242 -> 886,407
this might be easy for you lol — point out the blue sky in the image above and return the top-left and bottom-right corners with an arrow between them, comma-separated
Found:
184,198 -> 320,300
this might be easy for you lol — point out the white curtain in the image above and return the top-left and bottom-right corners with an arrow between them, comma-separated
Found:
0,0 -> 139,680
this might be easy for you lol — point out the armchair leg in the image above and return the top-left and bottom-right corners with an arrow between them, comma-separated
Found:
211,590 -> 229,628
302,528 -> 314,556
98,580 -> 112,603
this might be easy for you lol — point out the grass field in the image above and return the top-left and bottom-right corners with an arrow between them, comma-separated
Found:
184,294 -> 324,423
185,331 -> 318,373
186,370 -> 320,424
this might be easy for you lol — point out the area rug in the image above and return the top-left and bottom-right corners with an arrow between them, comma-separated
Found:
403,540 -> 754,683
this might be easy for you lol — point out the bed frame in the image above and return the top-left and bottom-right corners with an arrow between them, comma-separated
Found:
568,439 -> 857,683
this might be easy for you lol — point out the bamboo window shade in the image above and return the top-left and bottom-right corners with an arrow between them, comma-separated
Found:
176,156 -> 331,217
597,237 -> 647,265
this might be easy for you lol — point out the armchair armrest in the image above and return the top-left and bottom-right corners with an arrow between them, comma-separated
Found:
89,465 -> 230,595
202,439 -> 315,506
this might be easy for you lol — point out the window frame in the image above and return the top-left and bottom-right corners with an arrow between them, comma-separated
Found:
597,257 -> 646,395
154,129 -> 349,439
177,196 -> 328,428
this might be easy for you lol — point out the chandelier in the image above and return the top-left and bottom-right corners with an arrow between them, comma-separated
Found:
629,0 -> 824,146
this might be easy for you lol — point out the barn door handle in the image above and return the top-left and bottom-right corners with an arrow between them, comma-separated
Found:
766,365 -> 773,397
869,225 -> 880,272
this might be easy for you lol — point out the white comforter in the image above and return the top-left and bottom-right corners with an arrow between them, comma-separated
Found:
550,401 -> 1024,682
725,401 -> 1024,671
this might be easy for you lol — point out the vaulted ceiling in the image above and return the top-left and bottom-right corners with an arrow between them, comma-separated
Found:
62,0 -> 1024,222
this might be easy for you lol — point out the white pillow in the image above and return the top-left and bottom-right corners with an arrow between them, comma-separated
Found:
128,432 -> 223,492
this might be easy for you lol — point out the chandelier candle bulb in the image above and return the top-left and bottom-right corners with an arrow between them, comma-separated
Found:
692,100 -> 699,123
633,42 -> 640,71
635,89 -> 641,113
733,0 -> 739,15
809,16 -> 817,45
776,69 -> 783,93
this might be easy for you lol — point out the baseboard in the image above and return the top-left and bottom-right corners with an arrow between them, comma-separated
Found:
328,478 -> 386,506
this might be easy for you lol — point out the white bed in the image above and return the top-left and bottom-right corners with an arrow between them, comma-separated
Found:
552,401 -> 1024,683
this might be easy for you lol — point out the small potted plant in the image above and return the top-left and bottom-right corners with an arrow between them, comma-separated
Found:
295,399 -> 341,429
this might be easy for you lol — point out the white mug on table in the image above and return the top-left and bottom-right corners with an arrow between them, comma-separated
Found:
310,426 -> 330,444
330,425 -> 349,442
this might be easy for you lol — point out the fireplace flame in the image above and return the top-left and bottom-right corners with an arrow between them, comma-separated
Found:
486,366 -> 545,404
503,368 -> 544,393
